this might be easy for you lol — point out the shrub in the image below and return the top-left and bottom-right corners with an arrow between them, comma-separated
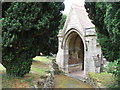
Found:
2,2 -> 64,77
106,59 -> 120,88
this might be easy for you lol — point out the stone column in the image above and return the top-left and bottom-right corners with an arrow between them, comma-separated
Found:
63,44 -> 69,73
56,30 -> 64,70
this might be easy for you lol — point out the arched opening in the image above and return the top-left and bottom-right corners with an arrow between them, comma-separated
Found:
66,31 -> 84,72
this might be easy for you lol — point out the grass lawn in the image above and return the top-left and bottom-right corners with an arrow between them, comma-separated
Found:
1,56 -> 93,88
1,56 -> 52,88
1,56 -> 117,88
33,56 -> 53,64
88,72 -> 116,88
30,60 -> 51,75
2,71 -> 41,88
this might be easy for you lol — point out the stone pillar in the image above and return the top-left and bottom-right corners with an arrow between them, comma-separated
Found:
56,30 -> 64,70
64,48 -> 69,73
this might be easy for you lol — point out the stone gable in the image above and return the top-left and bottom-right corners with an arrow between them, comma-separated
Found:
56,4 -> 103,76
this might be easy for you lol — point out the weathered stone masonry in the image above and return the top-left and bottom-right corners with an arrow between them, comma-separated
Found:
56,4 -> 103,76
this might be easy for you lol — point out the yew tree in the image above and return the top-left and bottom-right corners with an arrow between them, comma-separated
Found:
85,2 -> 120,62
85,2 -> 120,87
2,2 -> 64,77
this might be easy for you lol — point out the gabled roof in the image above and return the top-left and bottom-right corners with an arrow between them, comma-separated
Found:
73,4 -> 95,28
62,3 -> 95,35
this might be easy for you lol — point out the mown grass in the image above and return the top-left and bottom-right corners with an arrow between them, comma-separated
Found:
1,56 -> 93,88
2,71 -> 39,88
1,56 -> 116,88
30,60 -> 51,75
33,56 -> 53,64
1,56 -> 52,88
88,72 -> 116,88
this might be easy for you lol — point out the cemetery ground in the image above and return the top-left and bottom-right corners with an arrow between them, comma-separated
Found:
0,56 -> 116,88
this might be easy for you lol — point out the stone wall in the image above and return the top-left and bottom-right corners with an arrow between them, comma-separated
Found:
35,59 -> 64,88
35,71 -> 55,88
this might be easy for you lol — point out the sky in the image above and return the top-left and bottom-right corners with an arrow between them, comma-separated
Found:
63,0 -> 85,15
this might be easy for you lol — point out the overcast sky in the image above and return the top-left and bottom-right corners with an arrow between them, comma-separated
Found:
63,0 -> 85,15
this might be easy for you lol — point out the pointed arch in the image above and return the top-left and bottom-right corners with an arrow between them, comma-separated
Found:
62,28 -> 86,72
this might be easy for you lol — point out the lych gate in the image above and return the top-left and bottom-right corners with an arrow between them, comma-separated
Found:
68,32 -> 84,67
64,31 -> 84,73
56,4 -> 103,76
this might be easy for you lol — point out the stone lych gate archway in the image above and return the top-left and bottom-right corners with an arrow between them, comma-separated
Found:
68,32 -> 84,66
56,4 -> 103,76
64,31 -> 84,73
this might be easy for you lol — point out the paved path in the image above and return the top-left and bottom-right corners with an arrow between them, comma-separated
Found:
54,75 -> 93,88
66,71 -> 87,82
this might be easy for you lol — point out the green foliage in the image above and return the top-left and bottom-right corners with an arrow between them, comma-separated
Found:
85,2 -> 120,62
105,59 -> 120,88
105,60 -> 118,74
88,72 -> 116,88
2,2 -> 64,77
42,14 -> 67,55
85,2 -> 120,87
58,14 -> 67,29
114,59 -> 120,88
2,2 -> 12,18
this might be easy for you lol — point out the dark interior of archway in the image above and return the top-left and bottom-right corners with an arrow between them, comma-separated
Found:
68,32 -> 84,70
